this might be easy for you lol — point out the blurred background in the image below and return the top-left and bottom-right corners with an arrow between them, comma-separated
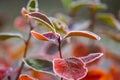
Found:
0,0 -> 120,32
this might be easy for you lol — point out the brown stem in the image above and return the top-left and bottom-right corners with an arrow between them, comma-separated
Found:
15,22 -> 33,80
58,37 -> 63,59
57,37 -> 63,80
88,4 -> 97,47
7,76 -> 11,80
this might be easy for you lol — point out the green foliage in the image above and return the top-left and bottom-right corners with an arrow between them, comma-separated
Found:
0,33 -> 22,40
24,58 -> 54,74
61,0 -> 72,10
27,0 -> 38,12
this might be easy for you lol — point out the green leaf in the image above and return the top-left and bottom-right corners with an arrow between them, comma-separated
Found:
100,30 -> 120,42
51,18 -> 68,34
27,0 -> 38,12
64,31 -> 100,40
97,13 -> 120,29
0,33 -> 22,40
92,4 -> 107,12
61,0 -> 72,10
28,12 -> 56,33
70,1 -> 90,12
24,58 -> 54,74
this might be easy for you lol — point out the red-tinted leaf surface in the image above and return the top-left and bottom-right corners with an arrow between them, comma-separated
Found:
29,12 -> 52,26
71,43 -> 89,57
31,31 -> 59,42
53,57 -> 88,80
64,31 -> 100,40
82,69 -> 112,80
0,59 -> 10,80
81,53 -> 103,64
19,74 -> 38,80
28,12 -> 55,33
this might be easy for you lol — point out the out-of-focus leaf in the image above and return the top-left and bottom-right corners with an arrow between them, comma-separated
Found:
31,31 -> 59,42
27,12 -> 55,33
61,0 -> 72,10
19,74 -> 38,80
70,1 -> 90,12
6,43 -> 25,60
64,31 -> 100,40
97,13 -> 120,29
91,4 -> 107,12
31,70 -> 59,80
50,18 -> 68,34
100,30 -> 120,42
55,13 -> 71,24
53,58 -> 88,80
27,0 -> 38,12
24,58 -> 54,74
72,43 -> 89,57
70,1 -> 107,12
82,69 -> 112,80
0,58 -> 11,80
0,33 -> 22,41
81,53 -> 103,64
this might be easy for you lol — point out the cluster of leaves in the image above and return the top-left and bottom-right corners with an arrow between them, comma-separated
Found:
1,0 -> 120,80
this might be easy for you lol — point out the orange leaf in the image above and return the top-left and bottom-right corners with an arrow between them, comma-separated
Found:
31,31 -> 49,41
82,69 -> 112,80
19,74 -> 38,80
64,31 -> 100,40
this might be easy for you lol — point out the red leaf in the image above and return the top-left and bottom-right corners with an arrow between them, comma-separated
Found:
19,74 -> 38,80
0,68 -> 9,80
0,58 -> 11,80
81,53 -> 103,64
28,12 -> 53,27
53,58 -> 88,80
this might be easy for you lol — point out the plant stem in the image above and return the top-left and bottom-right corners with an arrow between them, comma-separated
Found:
7,76 -> 11,80
15,22 -> 33,80
58,37 -> 63,59
88,4 -> 96,47
57,37 -> 63,80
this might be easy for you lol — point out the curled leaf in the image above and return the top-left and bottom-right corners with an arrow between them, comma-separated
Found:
70,2 -> 90,12
0,33 -> 23,40
81,53 -> 103,64
27,0 -> 39,12
64,31 -> 100,40
27,12 -> 55,33
31,31 -> 49,41
51,18 -> 68,34
97,13 -> 120,30
19,74 -> 38,80
29,12 -> 53,26
21,7 -> 29,18
31,31 -> 59,42
100,30 -> 120,42
24,58 -> 54,74
53,57 -> 88,80
91,4 -> 107,12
